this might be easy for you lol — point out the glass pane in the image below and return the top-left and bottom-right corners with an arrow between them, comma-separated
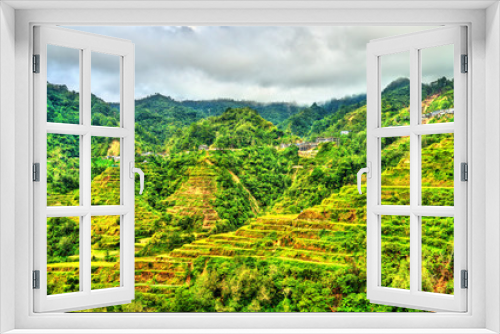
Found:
91,137 -> 120,205
421,45 -> 454,124
421,133 -> 454,206
381,51 -> 410,127
381,215 -> 410,290
421,217 -> 454,295
91,215 -> 121,290
91,52 -> 121,127
47,45 -> 80,124
381,136 -> 410,205
47,216 -> 80,295
47,134 -> 80,207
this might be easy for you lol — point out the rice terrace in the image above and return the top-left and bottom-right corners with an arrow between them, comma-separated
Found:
45,73 -> 455,312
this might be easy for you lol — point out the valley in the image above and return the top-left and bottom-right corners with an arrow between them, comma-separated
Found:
45,76 -> 455,312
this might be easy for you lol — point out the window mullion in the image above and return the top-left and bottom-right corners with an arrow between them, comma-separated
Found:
412,123 -> 455,135
372,205 -> 455,217
366,50 -> 380,297
46,124 -> 130,138
81,48 -> 92,294
82,48 -> 91,210
372,126 -> 411,138
409,47 -> 421,295
89,127 -> 130,138
45,206 -> 129,217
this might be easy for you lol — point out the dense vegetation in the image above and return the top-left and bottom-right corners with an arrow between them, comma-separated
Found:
180,99 -> 302,125
45,77 -> 455,312
166,107 -> 284,152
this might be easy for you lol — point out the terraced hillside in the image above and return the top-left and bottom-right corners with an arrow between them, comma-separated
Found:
51,178 -> 453,310
84,185 -> 375,312
47,127 -> 454,312
114,131 -> 451,312
380,133 -> 454,206
85,182 -> 445,312
48,152 -> 260,297
47,164 -> 162,295
165,163 -> 220,230
45,76 -> 456,312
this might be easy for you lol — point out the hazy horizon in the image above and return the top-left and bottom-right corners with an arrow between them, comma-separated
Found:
49,26 -> 452,104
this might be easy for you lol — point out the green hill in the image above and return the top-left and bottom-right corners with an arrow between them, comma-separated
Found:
279,103 -> 329,137
46,76 -> 455,313
133,94 -> 207,154
306,76 -> 453,140
179,99 -> 302,125
166,107 -> 284,152
49,83 -> 306,154
279,94 -> 367,139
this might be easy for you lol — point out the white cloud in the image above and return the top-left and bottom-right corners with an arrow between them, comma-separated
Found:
55,25 -> 445,104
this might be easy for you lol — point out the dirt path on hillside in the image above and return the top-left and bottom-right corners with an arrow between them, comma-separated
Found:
204,158 -> 261,214
226,170 -> 260,214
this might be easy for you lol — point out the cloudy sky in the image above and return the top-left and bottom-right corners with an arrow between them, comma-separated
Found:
48,26 -> 453,105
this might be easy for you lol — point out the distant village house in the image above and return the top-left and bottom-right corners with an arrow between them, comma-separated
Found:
278,137 -> 339,151
296,142 -> 317,151
315,137 -> 335,143
422,108 -> 454,119
105,156 -> 120,162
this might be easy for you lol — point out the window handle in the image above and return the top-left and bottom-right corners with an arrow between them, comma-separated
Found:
357,162 -> 371,194
129,162 -> 145,195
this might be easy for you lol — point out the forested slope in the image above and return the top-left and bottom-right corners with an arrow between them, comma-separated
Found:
46,76 -> 455,312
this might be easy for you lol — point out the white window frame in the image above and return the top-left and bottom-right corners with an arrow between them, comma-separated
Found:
1,2 -> 498,333
33,26 -> 136,312
366,26 -> 468,312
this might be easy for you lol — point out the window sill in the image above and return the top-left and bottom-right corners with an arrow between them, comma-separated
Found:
4,329 -> 497,334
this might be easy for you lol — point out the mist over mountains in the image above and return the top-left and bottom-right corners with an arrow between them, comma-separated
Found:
48,76 -> 453,156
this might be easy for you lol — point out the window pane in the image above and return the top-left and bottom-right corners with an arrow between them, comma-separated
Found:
91,137 -> 120,205
47,45 -> 80,124
421,217 -> 454,295
421,133 -> 454,206
421,45 -> 454,124
381,215 -> 410,290
91,52 -> 121,127
381,51 -> 410,127
381,136 -> 410,205
47,134 -> 80,207
91,215 -> 121,290
47,217 -> 80,295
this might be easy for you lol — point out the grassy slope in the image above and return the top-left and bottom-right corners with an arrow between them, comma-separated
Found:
46,77 -> 455,312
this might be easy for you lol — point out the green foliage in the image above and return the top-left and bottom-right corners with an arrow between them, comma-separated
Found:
380,78 -> 411,126
137,216 -> 198,256
49,77 -> 455,313
134,94 -> 207,154
279,103 -> 329,137
47,84 -> 80,124
47,134 -> 80,199
213,169 -> 255,226
91,94 -> 120,127
273,136 -> 366,213
47,217 -> 80,263
167,107 -> 283,152
380,77 -> 454,127
180,99 -> 302,125
281,95 -> 367,139
422,77 -> 454,110
209,146 -> 296,210
47,217 -> 80,296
